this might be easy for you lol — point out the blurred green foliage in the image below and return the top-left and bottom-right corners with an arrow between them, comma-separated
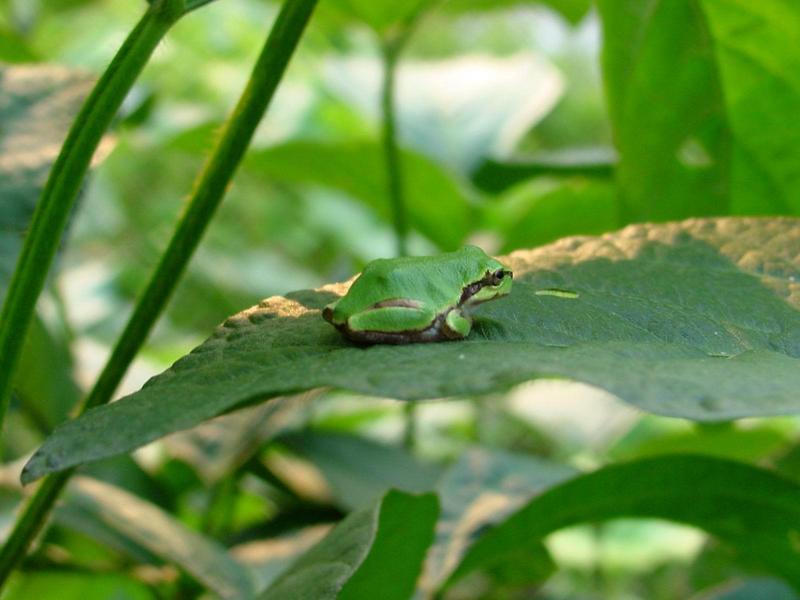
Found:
1,0 -> 800,598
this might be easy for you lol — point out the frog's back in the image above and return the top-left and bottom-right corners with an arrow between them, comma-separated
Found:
335,246 -> 489,314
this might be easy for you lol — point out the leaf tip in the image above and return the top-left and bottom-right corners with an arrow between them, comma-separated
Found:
20,453 -> 46,486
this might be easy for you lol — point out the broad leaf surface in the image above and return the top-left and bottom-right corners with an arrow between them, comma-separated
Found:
65,477 -> 255,599
598,0 -> 800,219
422,449 -> 574,593
447,455 -> 800,590
280,431 -> 441,510
22,217 -> 800,482
258,490 -> 438,599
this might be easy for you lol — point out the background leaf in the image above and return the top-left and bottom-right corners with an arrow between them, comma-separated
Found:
1,571 -> 155,600
259,489 -> 438,599
447,455 -> 800,590
0,64 -> 95,295
22,217 -> 800,482
597,0 -> 800,220
422,448 -> 574,593
279,431 -> 441,510
441,0 -> 592,26
65,477 -> 255,599
245,141 -> 473,251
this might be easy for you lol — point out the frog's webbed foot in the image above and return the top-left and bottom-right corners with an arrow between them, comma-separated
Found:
444,308 -> 472,339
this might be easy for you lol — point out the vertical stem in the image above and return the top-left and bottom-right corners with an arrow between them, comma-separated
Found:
0,0 -> 182,438
380,42 -> 408,258
0,0 -> 318,587
403,401 -> 417,451
380,34 -> 415,447
381,36 -> 418,448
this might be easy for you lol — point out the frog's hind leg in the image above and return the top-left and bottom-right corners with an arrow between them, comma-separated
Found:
444,308 -> 472,339
347,306 -> 436,335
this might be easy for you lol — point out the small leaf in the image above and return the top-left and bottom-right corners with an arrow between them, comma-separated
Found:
446,455 -> 800,590
21,217 -> 800,482
65,477 -> 255,599
280,431 -> 441,510
259,489 -> 438,599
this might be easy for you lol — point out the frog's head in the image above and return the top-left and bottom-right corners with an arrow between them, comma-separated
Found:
460,253 -> 513,308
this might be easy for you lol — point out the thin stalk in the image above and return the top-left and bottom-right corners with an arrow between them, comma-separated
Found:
0,0 -> 183,437
380,41 -> 408,258
380,25 -> 418,447
0,0 -> 318,587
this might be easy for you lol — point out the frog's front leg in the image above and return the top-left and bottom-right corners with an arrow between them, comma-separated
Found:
444,308 -> 472,339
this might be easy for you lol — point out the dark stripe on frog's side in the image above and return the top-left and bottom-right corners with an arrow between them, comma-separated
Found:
460,269 -> 512,305
322,306 -> 463,345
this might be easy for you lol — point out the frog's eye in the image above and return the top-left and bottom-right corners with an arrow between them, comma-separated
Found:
492,269 -> 508,285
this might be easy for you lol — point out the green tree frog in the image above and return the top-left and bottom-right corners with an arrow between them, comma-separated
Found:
322,246 -> 512,344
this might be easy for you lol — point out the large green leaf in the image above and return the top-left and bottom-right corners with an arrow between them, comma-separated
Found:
64,477 -> 255,599
597,0 -> 800,220
258,489 -> 438,599
446,455 -> 800,590
244,141 -> 473,251
21,217 -> 800,482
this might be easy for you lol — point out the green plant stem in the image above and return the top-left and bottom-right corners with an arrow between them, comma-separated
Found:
0,470 -> 72,585
380,41 -> 408,258
0,0 -> 318,587
0,0 -> 183,438
381,30 -> 415,446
